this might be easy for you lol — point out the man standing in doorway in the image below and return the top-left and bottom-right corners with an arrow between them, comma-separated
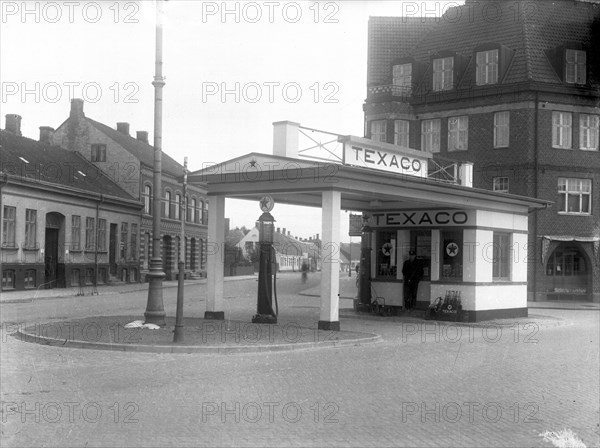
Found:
402,250 -> 423,311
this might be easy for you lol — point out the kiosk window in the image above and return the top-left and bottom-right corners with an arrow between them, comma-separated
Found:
412,230 -> 431,281
376,231 -> 397,278
441,230 -> 463,280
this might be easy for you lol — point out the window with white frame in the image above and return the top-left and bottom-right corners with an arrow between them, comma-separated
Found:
552,111 -> 572,149
164,191 -> 171,218
493,177 -> 509,193
580,114 -> 599,151
143,185 -> 152,214
97,219 -> 106,251
71,215 -> 81,250
492,232 -> 511,280
448,116 -> 468,151
494,111 -> 510,148
394,120 -> 410,147
191,198 -> 197,223
85,217 -> 95,250
392,63 -> 412,95
24,209 -> 37,249
558,178 -> 591,214
2,206 -> 16,248
433,57 -> 453,91
421,119 -> 441,153
370,120 -> 387,142
476,49 -> 499,85
566,49 -> 586,84
175,193 -> 181,220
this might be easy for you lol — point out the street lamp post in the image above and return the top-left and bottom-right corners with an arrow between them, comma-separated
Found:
173,157 -> 187,343
144,0 -> 167,326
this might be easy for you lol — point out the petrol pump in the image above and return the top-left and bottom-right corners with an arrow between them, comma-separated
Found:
252,196 -> 278,324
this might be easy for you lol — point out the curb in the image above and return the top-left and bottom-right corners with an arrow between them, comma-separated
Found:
13,329 -> 382,355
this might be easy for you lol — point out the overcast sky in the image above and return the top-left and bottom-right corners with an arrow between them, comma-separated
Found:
1,0 -> 463,242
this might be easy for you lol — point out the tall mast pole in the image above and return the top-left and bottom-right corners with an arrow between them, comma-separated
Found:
144,0 -> 166,325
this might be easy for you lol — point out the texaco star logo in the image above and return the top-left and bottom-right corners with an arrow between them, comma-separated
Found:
259,196 -> 274,212
381,242 -> 393,257
446,242 -> 459,257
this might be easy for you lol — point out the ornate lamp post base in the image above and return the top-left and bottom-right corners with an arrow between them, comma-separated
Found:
144,262 -> 166,326
252,314 -> 277,324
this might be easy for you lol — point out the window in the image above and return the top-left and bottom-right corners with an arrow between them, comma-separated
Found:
203,201 -> 209,225
2,206 -> 16,247
164,191 -> 171,218
392,63 -> 412,95
191,198 -> 197,223
476,49 -> 498,85
143,185 -> 152,214
71,215 -> 81,250
85,218 -> 95,250
448,116 -> 468,151
492,233 -> 511,280
91,144 -> 106,162
394,120 -> 410,147
421,119 -> 441,153
85,268 -> 94,285
566,49 -> 586,84
493,177 -> 509,193
580,114 -> 599,151
175,194 -> 181,220
370,120 -> 387,143
494,111 -> 510,148
120,223 -> 128,259
433,57 -> 453,91
2,270 -> 15,289
97,219 -> 106,251
552,112 -> 572,149
546,245 -> 587,277
376,231 -> 397,279
186,196 -> 191,222
24,209 -> 37,249
441,230 -> 462,280
558,178 -> 591,214
24,269 -> 36,288
130,224 -> 138,259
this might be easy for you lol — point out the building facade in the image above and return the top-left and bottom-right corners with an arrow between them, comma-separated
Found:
52,99 -> 209,281
1,115 -> 142,291
364,0 -> 600,302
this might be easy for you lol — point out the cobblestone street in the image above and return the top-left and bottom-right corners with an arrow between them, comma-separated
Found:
1,275 -> 599,447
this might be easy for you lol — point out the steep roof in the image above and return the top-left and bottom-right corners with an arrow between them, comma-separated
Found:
367,16 -> 437,85
87,118 -> 185,178
0,129 -> 138,202
371,0 -> 600,89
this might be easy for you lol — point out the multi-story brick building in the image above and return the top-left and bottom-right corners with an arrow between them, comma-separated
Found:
52,99 -> 209,281
364,0 -> 600,302
1,115 -> 142,291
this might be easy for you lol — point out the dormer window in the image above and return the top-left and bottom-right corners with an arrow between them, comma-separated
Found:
91,144 -> 106,162
565,49 -> 586,84
392,63 -> 412,95
433,57 -> 453,91
476,49 -> 498,85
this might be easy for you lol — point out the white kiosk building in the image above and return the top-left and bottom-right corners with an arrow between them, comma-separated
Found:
189,121 -> 549,330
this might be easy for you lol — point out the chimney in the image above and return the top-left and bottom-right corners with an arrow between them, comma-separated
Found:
282,228 -> 286,236
136,131 -> 149,144
5,114 -> 22,136
276,227 -> 281,233
288,231 -> 291,237
316,234 -> 319,240
39,126 -> 55,145
70,98 -> 84,118
117,122 -> 130,135
272,121 -> 300,158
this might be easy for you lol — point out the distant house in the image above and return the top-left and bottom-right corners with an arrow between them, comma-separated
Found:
237,227 -> 321,272
339,242 -> 361,273
51,99 -> 209,280
1,115 -> 142,291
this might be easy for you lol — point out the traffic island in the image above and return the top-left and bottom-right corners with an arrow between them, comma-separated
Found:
13,315 -> 381,354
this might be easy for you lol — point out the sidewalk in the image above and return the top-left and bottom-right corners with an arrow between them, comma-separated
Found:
0,274 -> 257,303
